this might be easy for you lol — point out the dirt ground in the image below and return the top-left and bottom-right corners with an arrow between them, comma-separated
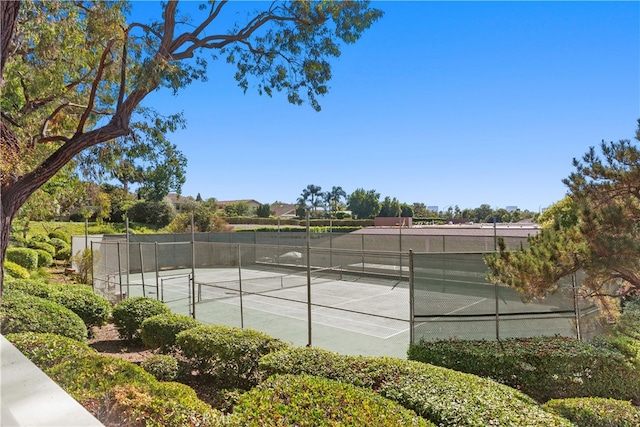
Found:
87,323 -> 155,364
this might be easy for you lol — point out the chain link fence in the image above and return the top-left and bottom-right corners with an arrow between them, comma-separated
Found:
89,230 -> 599,357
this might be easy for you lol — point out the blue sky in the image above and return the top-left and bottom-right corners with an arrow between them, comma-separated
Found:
132,1 -> 639,212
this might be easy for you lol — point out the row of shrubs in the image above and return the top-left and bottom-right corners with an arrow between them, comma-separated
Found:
4,286 -> 639,426
5,231 -> 72,278
407,336 -> 640,404
109,297 -> 640,426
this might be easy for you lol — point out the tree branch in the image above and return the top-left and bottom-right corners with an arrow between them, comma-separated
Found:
76,38 -> 115,135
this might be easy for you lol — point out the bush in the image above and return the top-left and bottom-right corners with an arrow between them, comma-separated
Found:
260,347 -> 572,427
6,247 -> 39,271
5,280 -> 111,330
176,324 -> 289,390
407,336 -> 640,404
49,237 -> 70,252
543,397 -> 640,426
48,284 -> 112,329
46,354 -> 222,427
27,240 -> 56,256
112,297 -> 171,341
141,354 -> 180,382
46,353 -> 155,402
0,290 -> 87,342
54,246 -> 71,261
6,332 -> 97,370
106,382 -> 223,427
48,230 -> 71,244
4,260 -> 30,279
34,249 -> 54,268
141,313 -> 200,350
227,374 -> 433,426
127,200 -> 176,228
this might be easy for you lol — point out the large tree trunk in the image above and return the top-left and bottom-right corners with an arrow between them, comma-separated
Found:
0,0 -> 20,302
1,1 -> 20,82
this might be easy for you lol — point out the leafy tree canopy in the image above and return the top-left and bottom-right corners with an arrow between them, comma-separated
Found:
347,188 -> 380,219
0,0 -> 384,291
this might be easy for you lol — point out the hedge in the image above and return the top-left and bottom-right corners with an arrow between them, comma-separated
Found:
140,313 -> 200,350
259,347 -> 572,426
3,260 -> 30,279
0,290 -> 87,342
27,240 -> 56,256
48,230 -> 71,244
6,247 -> 39,271
5,280 -> 111,329
6,332 -> 97,370
141,354 -> 180,382
46,354 -> 223,426
543,397 -> 640,427
112,297 -> 171,340
34,249 -> 54,268
407,336 -> 640,404
176,324 -> 289,389
227,374 -> 433,426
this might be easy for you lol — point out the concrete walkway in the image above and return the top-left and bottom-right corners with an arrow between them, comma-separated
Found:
1,335 -> 103,426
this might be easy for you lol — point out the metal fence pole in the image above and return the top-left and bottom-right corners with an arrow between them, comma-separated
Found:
238,244 -> 244,329
573,272 -> 582,340
117,242 -> 123,298
495,282 -> 500,341
306,210 -> 312,347
90,241 -> 95,291
409,249 -> 414,345
139,243 -> 145,297
190,215 -> 196,319
154,243 -> 159,301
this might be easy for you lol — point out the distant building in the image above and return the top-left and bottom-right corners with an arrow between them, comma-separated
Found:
165,193 -> 195,213
506,206 -> 518,212
271,203 -> 297,218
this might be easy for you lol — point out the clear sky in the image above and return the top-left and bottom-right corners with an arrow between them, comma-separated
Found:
131,1 -> 639,213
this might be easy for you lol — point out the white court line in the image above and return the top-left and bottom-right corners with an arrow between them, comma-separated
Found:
220,294 -> 405,339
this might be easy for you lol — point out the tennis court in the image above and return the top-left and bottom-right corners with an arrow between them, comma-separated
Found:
123,266 -> 412,358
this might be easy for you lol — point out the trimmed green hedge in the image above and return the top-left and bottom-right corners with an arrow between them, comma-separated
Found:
5,280 -> 111,329
407,336 -> 640,404
46,354 -> 223,426
176,324 -> 289,389
141,354 -> 180,382
112,297 -> 171,340
259,347 -> 572,426
6,247 -> 39,270
141,313 -> 200,350
0,290 -> 87,342
3,260 -> 30,279
34,249 -> 54,268
543,397 -> 640,427
28,240 -> 56,256
48,230 -> 71,244
6,332 -> 97,370
227,374 -> 433,426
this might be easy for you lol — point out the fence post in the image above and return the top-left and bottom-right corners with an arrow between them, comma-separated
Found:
238,244 -> 244,329
573,272 -> 582,340
154,243 -> 159,301
90,241 -> 95,291
306,209 -> 312,347
409,249 -> 414,345
495,281 -> 500,341
139,243 -> 145,297
117,242 -> 123,299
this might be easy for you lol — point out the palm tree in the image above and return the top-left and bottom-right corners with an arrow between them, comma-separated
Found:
300,184 -> 322,216
328,186 -> 347,215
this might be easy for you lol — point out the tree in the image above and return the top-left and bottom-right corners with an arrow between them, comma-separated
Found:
326,186 -> 347,215
412,202 -> 429,217
486,121 -> 640,310
347,188 -> 380,219
378,196 -> 401,217
224,201 -> 250,217
0,0 -> 383,292
300,184 -> 323,216
256,203 -> 272,218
